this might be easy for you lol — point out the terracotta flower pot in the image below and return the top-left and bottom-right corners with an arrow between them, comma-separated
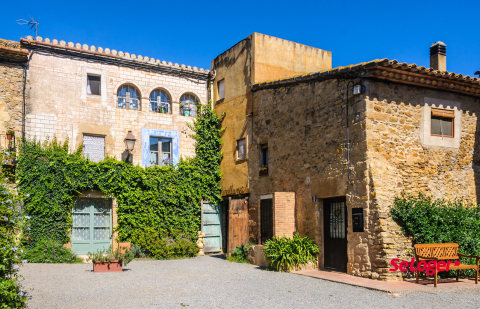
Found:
259,169 -> 268,176
6,133 -> 12,140
93,261 -> 123,273
118,242 -> 131,253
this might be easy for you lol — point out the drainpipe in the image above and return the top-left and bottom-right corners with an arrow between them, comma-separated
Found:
22,51 -> 34,151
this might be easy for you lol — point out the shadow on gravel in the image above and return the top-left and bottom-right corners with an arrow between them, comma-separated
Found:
208,254 -> 226,260
84,268 -> 132,272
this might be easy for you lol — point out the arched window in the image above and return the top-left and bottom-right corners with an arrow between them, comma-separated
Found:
117,85 -> 140,110
179,93 -> 199,117
149,89 -> 172,114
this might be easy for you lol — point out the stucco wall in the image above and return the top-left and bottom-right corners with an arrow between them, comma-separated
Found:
251,33 -> 332,84
25,51 -> 207,165
212,33 -> 332,196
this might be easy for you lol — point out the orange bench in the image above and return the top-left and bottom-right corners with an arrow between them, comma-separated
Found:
414,243 -> 479,287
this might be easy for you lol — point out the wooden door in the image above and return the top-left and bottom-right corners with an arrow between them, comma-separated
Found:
323,197 -> 348,272
228,197 -> 248,253
260,199 -> 273,244
71,198 -> 112,254
201,202 -> 222,253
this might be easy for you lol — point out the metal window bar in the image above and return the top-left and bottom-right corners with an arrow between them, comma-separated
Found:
150,90 -> 172,114
117,85 -> 139,110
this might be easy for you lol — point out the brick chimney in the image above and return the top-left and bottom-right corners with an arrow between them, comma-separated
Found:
430,41 -> 446,71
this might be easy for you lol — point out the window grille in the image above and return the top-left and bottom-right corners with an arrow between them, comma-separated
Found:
150,89 -> 172,114
179,93 -> 198,117
83,135 -> 105,162
117,85 -> 140,110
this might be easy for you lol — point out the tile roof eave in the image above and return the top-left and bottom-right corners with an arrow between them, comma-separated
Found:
20,38 -> 210,80
252,59 -> 480,95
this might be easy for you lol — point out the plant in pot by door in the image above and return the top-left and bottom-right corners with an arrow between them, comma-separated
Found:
88,247 -> 134,273
6,128 -> 14,140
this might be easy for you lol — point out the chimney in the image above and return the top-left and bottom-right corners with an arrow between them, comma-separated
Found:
430,41 -> 446,71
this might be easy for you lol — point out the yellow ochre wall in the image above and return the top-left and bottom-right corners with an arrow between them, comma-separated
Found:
211,33 -> 332,196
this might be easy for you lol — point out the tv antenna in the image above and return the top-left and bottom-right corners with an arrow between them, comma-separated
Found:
16,15 -> 39,37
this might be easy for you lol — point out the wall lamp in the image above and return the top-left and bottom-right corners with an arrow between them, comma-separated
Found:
124,131 -> 136,160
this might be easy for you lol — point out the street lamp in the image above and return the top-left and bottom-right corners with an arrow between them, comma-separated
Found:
124,131 -> 136,161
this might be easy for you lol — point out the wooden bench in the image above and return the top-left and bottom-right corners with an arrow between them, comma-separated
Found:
414,243 -> 479,287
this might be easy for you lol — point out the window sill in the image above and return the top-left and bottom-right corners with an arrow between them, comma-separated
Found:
430,134 -> 454,138
259,170 -> 269,177
216,98 -> 225,105
236,158 -> 248,164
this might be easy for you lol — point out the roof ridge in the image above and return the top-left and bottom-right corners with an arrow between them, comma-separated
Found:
23,36 -> 209,74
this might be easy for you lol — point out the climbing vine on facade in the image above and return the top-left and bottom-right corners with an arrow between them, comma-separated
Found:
18,103 -> 224,246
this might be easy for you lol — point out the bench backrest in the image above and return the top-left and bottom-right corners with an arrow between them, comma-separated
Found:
414,243 -> 459,260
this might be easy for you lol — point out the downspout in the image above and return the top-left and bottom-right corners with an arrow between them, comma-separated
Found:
345,80 -> 354,186
22,51 -> 34,152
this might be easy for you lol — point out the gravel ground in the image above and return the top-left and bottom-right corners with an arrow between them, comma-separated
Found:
20,255 -> 480,309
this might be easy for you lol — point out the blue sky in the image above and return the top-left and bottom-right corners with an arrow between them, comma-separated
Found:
1,0 -> 479,76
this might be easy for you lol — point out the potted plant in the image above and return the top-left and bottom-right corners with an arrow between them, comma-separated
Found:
88,247 -> 134,273
160,105 -> 166,113
162,157 -> 173,166
259,165 -> 268,176
6,129 -> 14,140
180,104 -> 190,116
118,242 -> 131,254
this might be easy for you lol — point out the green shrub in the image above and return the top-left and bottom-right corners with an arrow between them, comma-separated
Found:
264,233 -> 319,272
131,227 -> 198,259
0,168 -> 28,308
25,239 -> 82,264
130,244 -> 148,258
87,247 -> 134,266
391,192 -> 480,276
17,102 -> 224,247
227,243 -> 257,263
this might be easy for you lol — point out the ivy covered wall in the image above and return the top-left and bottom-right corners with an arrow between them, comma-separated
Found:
17,104 -> 223,245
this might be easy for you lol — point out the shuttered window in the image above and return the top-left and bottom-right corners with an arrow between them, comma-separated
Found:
431,109 -> 454,137
83,135 -> 105,162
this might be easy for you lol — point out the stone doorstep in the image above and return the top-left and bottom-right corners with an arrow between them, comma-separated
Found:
291,269 -> 480,294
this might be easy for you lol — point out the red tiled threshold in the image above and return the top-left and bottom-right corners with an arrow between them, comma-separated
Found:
292,269 -> 480,294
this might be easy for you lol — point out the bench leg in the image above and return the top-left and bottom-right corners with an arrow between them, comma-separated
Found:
416,269 -> 419,284
456,270 -> 460,282
476,260 -> 479,284
434,268 -> 438,288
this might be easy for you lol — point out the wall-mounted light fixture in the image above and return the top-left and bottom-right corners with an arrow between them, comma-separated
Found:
124,131 -> 136,161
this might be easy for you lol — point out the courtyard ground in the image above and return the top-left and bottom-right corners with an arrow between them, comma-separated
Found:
20,255 -> 480,308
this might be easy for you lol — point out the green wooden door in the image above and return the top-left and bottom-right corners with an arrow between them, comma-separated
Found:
202,202 -> 222,253
71,198 -> 112,254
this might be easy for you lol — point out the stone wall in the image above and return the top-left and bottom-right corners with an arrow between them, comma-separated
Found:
250,77 -> 480,281
0,61 -> 24,143
25,51 -> 207,165
250,79 -> 371,275
365,80 -> 480,280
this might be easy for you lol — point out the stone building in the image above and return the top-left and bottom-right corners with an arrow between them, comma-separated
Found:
210,33 -> 331,253
0,39 -> 29,149
247,43 -> 480,280
12,35 -> 210,254
214,37 -> 480,280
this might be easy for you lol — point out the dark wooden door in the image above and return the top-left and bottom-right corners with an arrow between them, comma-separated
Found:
228,197 -> 248,253
323,197 -> 348,272
260,199 -> 273,244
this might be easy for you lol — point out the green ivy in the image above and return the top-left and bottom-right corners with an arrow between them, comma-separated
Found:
18,103 -> 224,247
391,192 -> 480,276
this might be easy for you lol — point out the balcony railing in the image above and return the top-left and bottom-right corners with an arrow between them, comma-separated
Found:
180,104 -> 197,117
151,102 -> 172,114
